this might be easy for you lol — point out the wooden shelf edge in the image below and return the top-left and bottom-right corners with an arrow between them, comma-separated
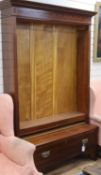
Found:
25,123 -> 98,146
20,112 -> 87,136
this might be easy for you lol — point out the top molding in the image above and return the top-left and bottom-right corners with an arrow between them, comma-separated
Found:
0,0 -> 96,17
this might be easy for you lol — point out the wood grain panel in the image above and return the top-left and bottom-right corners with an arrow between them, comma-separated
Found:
54,26 -> 77,114
17,24 -> 31,121
77,29 -> 90,114
2,17 -> 16,93
17,23 -> 78,123
70,29 -> 77,110
30,24 -> 35,120
35,24 -> 54,118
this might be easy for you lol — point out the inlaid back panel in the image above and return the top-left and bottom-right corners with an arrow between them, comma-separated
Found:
34,25 -> 54,119
17,24 -> 31,121
17,22 -> 77,126
54,27 -> 77,114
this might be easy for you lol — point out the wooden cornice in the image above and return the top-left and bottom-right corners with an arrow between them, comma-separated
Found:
0,0 -> 96,17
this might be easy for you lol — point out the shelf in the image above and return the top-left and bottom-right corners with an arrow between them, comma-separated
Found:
25,123 -> 98,146
20,112 -> 86,136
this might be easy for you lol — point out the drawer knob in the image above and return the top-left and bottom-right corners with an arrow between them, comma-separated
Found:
41,150 -> 50,158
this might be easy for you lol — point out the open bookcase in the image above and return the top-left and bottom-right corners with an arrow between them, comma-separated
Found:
0,0 -> 98,172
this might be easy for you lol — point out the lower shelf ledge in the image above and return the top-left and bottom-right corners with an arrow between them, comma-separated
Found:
20,112 -> 87,136
25,123 -> 98,146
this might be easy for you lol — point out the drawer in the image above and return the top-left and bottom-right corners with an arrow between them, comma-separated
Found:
35,140 -> 67,165
34,130 -> 97,172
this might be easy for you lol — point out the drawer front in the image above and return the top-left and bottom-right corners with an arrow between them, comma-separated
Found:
35,140 -> 67,165
34,130 -> 97,172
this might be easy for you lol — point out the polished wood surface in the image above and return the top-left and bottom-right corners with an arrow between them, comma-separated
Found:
77,29 -> 90,115
25,124 -> 97,145
20,112 -> 86,136
17,23 -> 31,121
17,23 -> 77,123
2,17 -> 15,93
1,16 -> 20,134
35,24 -> 53,119
0,1 -> 97,172
1,0 -> 96,135
25,124 -> 98,172
0,0 -> 96,20
54,27 -> 77,114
